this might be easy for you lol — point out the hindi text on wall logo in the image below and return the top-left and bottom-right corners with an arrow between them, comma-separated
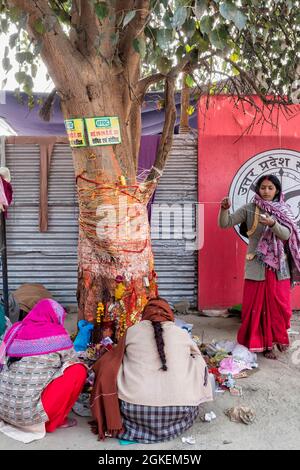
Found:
229,149 -> 300,243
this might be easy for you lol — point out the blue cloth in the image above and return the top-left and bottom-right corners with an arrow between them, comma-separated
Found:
118,439 -> 138,445
0,304 -> 6,338
73,320 -> 94,352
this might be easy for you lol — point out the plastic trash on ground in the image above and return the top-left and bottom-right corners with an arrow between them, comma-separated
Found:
231,344 -> 257,366
181,436 -> 196,445
204,411 -> 217,422
175,318 -> 193,335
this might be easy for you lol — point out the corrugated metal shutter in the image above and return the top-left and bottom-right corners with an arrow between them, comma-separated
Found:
3,143 -> 79,306
152,134 -> 198,307
47,145 -> 78,303
2,136 -> 197,307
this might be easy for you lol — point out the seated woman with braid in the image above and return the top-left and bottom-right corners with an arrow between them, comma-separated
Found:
90,298 -> 213,444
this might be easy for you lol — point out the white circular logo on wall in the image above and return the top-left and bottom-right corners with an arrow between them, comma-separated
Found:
229,148 -> 300,243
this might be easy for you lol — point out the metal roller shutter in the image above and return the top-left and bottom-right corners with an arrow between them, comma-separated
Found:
2,135 -> 197,307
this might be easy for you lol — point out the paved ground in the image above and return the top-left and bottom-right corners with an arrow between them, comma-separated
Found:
1,312 -> 300,450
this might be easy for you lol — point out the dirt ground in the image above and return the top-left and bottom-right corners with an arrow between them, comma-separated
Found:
1,311 -> 300,451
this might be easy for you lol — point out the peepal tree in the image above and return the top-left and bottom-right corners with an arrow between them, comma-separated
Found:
1,0 -> 299,330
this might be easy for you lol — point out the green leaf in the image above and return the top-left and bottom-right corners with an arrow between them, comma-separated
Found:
34,18 -> 46,34
156,98 -> 165,110
172,6 -> 187,29
18,12 -> 29,30
198,37 -> 209,52
230,52 -> 239,62
8,6 -> 22,22
219,2 -> 247,30
181,19 -> 196,38
16,52 -> 34,64
157,56 -> 172,74
185,74 -> 196,88
157,29 -> 173,50
133,37 -> 146,59
9,33 -> 19,49
2,58 -> 12,73
175,45 -> 185,61
232,10 -> 247,30
190,30 -> 209,51
199,15 -> 213,35
95,2 -> 109,21
162,12 -> 173,29
31,63 -> 38,78
194,0 -> 208,20
27,94 -> 35,109
15,71 -> 27,84
187,105 -> 195,115
15,72 -> 34,92
0,18 -> 9,33
34,41 -> 43,56
210,25 -> 228,50
58,9 -> 70,24
175,0 -> 191,6
123,10 -> 136,28
4,46 -> 9,58
209,83 -> 217,95
24,75 -> 34,89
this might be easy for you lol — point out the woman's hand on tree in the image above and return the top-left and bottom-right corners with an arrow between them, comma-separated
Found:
220,197 -> 231,210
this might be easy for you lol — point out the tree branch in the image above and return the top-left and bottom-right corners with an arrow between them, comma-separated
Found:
224,57 -> 290,106
118,0 -> 150,59
138,54 -> 204,180
146,75 -> 177,182
70,0 -> 102,57
137,52 -> 216,97
8,0 -> 86,92
118,0 -> 150,86
137,72 -> 164,97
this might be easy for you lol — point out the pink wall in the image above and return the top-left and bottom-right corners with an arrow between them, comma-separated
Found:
198,96 -> 300,310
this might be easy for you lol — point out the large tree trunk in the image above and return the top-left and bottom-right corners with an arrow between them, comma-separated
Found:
76,183 -> 158,339
60,68 -> 158,339
7,0 -> 162,340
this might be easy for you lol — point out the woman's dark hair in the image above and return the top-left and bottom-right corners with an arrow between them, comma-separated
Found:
239,221 -> 249,238
7,357 -> 22,368
151,321 -> 167,371
239,174 -> 282,238
255,174 -> 282,201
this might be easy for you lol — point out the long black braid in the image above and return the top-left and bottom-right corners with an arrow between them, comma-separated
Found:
151,321 -> 167,371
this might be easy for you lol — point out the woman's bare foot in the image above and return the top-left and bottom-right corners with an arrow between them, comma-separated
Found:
58,417 -> 77,428
277,344 -> 289,353
263,349 -> 277,360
